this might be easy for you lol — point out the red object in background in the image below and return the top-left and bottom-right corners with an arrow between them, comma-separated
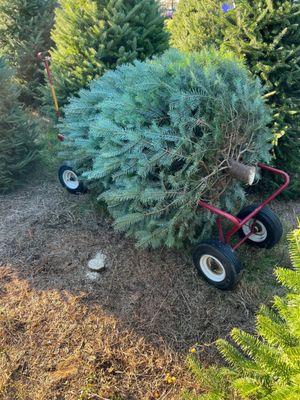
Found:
198,163 -> 290,250
165,9 -> 174,19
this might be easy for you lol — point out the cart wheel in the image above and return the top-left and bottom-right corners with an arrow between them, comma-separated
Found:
58,165 -> 87,194
237,205 -> 282,249
192,240 -> 242,290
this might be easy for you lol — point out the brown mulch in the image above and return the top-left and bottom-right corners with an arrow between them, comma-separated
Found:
0,179 -> 299,399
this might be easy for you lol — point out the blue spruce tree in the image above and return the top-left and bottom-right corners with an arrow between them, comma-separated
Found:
60,50 -> 272,248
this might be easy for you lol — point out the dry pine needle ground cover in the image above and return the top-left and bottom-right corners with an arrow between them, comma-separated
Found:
0,177 -> 299,400
0,267 -> 195,400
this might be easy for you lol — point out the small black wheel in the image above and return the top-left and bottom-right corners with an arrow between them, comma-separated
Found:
236,205 -> 282,249
192,240 -> 243,290
58,165 -> 87,194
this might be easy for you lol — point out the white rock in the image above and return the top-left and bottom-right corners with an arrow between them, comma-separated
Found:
87,252 -> 106,271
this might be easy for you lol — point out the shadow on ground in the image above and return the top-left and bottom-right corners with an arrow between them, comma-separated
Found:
0,179 -> 298,361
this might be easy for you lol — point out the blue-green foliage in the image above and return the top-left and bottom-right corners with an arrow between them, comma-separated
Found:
60,50 -> 272,248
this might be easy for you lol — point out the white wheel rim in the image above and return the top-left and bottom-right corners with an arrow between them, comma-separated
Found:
62,170 -> 79,190
242,219 -> 267,242
199,254 -> 226,282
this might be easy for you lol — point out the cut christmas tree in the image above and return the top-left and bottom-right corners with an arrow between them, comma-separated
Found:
0,58 -> 39,192
49,0 -> 169,105
60,49 -> 272,248
168,0 -> 300,198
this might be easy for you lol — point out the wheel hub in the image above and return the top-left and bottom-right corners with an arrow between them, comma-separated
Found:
252,223 -> 262,234
199,254 -> 226,282
207,258 -> 223,274
242,218 -> 267,242
62,170 -> 79,190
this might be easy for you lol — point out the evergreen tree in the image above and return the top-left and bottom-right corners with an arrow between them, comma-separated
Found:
0,58 -> 39,193
60,49 -> 272,248
185,221 -> 300,400
167,0 -> 225,51
169,0 -> 300,199
49,0 -> 169,105
0,0 -> 55,104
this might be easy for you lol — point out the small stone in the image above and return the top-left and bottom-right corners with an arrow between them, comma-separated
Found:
87,252 -> 106,271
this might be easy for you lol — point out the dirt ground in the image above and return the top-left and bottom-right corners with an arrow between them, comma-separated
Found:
0,178 -> 299,400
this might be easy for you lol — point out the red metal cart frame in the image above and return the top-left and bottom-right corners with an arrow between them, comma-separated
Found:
198,163 -> 290,250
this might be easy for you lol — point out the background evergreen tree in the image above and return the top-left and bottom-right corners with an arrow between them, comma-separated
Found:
49,0 -> 169,105
167,0 -> 225,51
60,49 -> 272,248
185,221 -> 300,399
168,0 -> 300,199
0,0 -> 55,105
0,58 -> 39,193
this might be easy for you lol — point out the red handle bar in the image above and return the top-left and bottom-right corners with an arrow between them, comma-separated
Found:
198,163 -> 290,248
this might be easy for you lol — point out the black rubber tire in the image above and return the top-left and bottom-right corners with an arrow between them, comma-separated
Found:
192,240 -> 243,290
236,205 -> 282,249
58,165 -> 87,194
